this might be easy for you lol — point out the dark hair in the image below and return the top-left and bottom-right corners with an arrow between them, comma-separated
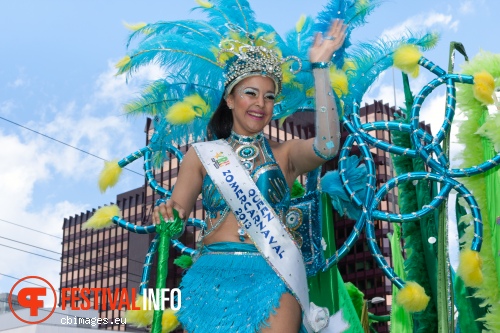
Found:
207,97 -> 233,140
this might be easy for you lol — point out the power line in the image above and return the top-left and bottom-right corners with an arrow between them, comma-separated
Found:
0,218 -> 61,239
0,206 -> 189,290
0,214 -> 163,287
0,216 -> 152,267
0,218 -> 160,287
0,115 -> 143,177
0,241 -> 143,284
0,236 -> 60,255
0,244 -> 59,262
0,273 -> 51,289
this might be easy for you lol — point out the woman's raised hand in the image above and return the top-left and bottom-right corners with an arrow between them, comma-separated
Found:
153,199 -> 186,224
309,19 -> 347,64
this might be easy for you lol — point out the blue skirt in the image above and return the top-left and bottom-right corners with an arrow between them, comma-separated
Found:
176,242 -> 307,333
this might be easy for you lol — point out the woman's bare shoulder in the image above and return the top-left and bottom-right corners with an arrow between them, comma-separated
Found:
268,138 -> 304,178
269,138 -> 303,152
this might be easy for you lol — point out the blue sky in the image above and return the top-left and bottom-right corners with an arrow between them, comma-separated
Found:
0,0 -> 498,301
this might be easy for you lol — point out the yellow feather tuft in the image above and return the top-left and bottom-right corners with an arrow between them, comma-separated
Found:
306,87 -> 315,98
218,36 -> 245,64
393,45 -> 422,78
183,94 -> 209,116
98,160 -> 123,193
342,59 -> 356,73
281,64 -> 302,90
211,45 -> 229,63
195,0 -> 213,8
282,67 -> 294,84
115,55 -> 132,75
161,309 -> 180,333
457,249 -> 483,287
227,32 -> 246,48
473,71 -> 495,105
295,15 -> 306,33
123,22 -> 147,32
125,295 -> 154,327
256,32 -> 277,50
329,66 -> 349,97
165,101 -> 197,124
356,0 -> 369,9
396,281 -> 430,313
82,205 -> 120,230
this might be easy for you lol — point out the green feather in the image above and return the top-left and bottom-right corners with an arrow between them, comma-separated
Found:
174,255 -> 193,269
291,179 -> 306,199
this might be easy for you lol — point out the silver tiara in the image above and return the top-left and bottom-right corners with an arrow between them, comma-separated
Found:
218,41 -> 302,97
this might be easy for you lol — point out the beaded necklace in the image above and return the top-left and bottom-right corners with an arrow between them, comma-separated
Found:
225,131 -> 268,172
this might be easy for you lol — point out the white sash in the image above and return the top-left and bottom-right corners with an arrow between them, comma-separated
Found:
193,140 -> 347,333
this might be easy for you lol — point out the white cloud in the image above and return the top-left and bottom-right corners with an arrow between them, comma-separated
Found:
459,1 -> 473,14
381,12 -> 459,39
0,100 -> 15,116
7,78 -> 25,88
93,60 -> 165,109
7,68 -> 29,88
0,201 -> 86,305
362,74 -> 401,108
34,113 -> 136,180
0,131 -> 86,296
458,0 -> 484,15
0,133 -> 50,209
419,89 -> 447,135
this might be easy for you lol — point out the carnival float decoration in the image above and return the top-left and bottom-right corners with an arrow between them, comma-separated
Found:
82,0 -> 500,331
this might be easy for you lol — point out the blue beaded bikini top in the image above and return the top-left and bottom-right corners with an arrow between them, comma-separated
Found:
201,131 -> 291,222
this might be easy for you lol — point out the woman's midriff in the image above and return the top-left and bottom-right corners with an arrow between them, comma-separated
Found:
201,212 -> 255,245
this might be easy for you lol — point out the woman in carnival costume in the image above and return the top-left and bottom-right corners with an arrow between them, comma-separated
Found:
92,0 -> 494,331
152,19 -> 347,332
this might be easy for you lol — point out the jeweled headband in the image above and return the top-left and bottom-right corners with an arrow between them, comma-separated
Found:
218,41 -> 301,98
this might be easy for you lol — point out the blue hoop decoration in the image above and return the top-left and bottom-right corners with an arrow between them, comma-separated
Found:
321,56 -> 493,292
138,234 -> 160,295
107,53 -> 497,299
170,218 -> 206,257
118,146 -> 153,168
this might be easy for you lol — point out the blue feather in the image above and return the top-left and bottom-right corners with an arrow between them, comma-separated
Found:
315,0 -> 383,69
316,0 -> 381,32
193,0 -> 257,34
320,155 -> 367,219
126,20 -> 222,48
284,16 -> 316,58
342,31 -> 438,115
126,33 -> 220,71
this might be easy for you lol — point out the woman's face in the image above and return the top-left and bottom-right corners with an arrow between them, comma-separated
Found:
226,75 -> 275,136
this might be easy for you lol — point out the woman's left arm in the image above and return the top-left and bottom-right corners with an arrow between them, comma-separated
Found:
288,19 -> 347,176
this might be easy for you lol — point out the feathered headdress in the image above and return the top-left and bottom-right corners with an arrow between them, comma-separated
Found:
111,0 -> 437,167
